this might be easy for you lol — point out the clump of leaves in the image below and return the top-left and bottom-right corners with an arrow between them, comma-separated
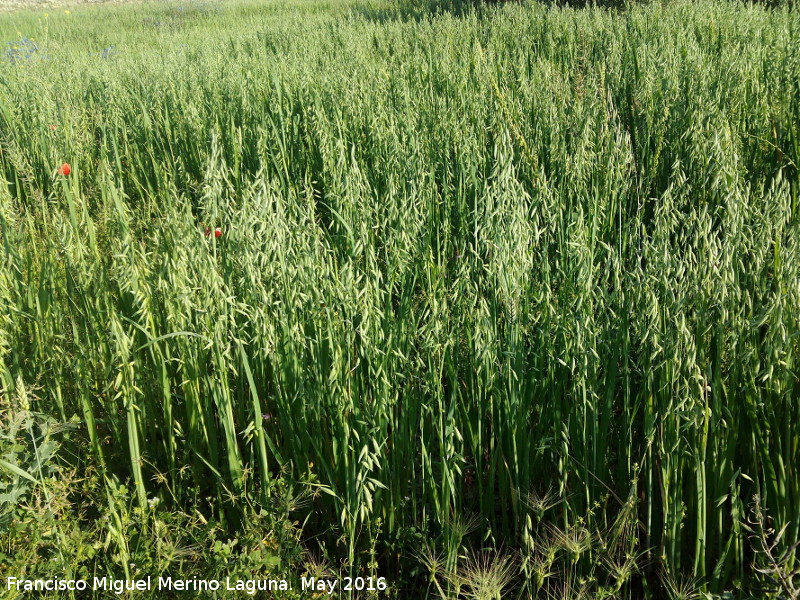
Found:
744,495 -> 800,600
0,379 -> 79,567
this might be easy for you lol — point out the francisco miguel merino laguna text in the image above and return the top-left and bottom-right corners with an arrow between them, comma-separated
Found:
5,576 -> 357,595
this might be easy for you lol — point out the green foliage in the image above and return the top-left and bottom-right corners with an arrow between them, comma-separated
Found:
743,496 -> 800,600
0,0 -> 798,596
0,389 -> 310,599
0,379 -> 79,568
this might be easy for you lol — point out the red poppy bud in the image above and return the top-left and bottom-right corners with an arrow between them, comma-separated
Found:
57,163 -> 71,176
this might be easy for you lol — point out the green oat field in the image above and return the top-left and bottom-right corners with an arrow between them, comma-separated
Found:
0,0 -> 798,597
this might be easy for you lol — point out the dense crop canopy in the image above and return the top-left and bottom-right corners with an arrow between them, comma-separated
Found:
0,0 -> 798,596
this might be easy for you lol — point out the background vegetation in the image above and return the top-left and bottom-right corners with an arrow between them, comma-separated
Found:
1,0 -> 798,597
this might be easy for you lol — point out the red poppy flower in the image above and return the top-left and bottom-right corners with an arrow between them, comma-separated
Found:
57,163 -> 71,176
204,226 -> 222,238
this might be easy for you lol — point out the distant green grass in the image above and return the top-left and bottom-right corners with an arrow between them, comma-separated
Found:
1,0 -> 799,597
